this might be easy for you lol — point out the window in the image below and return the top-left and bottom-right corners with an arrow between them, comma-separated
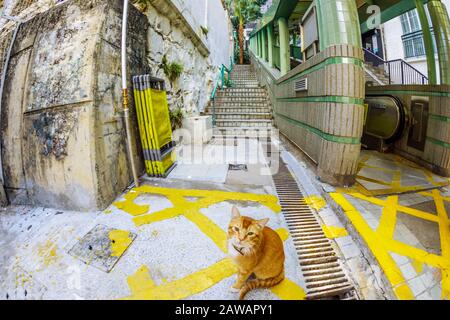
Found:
400,10 -> 421,34
400,9 -> 435,59
403,33 -> 426,58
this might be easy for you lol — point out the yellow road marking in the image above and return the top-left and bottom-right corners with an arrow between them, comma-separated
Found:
109,230 -> 133,257
113,185 -> 304,300
322,225 -> 348,239
305,195 -> 326,211
377,196 -> 398,238
330,193 -> 414,300
123,257 -> 304,300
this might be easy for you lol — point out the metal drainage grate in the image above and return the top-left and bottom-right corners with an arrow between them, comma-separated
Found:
273,160 -> 357,300
229,164 -> 248,171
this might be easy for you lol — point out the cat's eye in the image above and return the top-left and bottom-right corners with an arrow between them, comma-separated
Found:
248,232 -> 254,236
234,227 -> 239,232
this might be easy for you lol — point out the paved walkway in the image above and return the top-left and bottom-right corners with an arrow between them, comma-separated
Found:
2,139 -> 449,300
0,139 -> 306,300
329,151 -> 450,300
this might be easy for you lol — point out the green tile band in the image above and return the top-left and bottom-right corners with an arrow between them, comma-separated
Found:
368,90 -> 450,98
430,114 -> 450,122
278,56 -> 363,85
276,112 -> 361,145
277,95 -> 365,105
427,137 -> 450,149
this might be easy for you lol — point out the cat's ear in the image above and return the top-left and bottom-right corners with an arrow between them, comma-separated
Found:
257,218 -> 269,228
231,206 -> 241,219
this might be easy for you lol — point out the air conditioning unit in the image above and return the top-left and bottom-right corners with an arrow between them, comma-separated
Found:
294,77 -> 308,92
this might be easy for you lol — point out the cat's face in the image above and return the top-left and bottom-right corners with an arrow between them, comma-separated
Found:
227,206 -> 268,254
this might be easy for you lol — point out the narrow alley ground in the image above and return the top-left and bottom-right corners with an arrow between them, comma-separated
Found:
1,135 -> 449,300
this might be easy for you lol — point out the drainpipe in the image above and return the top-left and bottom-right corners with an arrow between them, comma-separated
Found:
122,0 -> 139,187
0,12 -> 22,204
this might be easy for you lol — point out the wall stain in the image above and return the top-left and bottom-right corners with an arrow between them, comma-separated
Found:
31,109 -> 79,160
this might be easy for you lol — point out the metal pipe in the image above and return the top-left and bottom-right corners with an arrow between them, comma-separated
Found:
122,0 -> 139,187
0,15 -> 21,193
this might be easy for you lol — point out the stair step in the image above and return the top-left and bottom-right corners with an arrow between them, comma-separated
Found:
212,114 -> 272,120
213,98 -> 269,103
213,127 -> 274,136
215,120 -> 272,128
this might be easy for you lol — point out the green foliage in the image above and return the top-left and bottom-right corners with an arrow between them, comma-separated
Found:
224,74 -> 235,88
169,107 -> 184,131
234,49 -> 250,64
161,55 -> 184,84
225,0 -> 268,64
225,0 -> 268,24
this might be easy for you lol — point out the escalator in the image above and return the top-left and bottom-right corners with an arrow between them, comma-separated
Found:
362,95 -> 408,151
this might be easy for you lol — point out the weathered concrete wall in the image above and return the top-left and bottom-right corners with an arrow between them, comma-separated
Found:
144,0 -> 233,114
0,0 -> 146,210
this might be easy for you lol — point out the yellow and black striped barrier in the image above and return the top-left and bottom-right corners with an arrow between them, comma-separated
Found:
132,75 -> 176,177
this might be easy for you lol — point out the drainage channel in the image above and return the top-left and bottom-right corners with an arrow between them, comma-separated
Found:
271,150 -> 357,300
217,134 -> 358,299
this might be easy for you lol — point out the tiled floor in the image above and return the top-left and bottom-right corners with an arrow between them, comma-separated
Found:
354,151 -> 448,196
330,151 -> 450,300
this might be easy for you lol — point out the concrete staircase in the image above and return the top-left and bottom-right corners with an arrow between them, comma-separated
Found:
206,64 -> 273,138
364,62 -> 389,86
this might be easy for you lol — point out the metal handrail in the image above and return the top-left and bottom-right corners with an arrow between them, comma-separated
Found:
363,48 -> 428,85
210,57 -> 234,126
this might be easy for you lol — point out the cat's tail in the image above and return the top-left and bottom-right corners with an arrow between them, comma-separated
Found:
239,269 -> 285,300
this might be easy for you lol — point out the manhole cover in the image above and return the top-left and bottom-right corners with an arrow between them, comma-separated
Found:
68,224 -> 136,273
229,164 -> 248,171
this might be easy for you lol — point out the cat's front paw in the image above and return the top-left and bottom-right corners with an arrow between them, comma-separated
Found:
229,286 -> 240,293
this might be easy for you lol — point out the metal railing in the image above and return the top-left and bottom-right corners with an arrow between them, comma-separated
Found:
290,45 -> 302,61
210,57 -> 234,126
386,59 -> 429,85
363,48 -> 428,85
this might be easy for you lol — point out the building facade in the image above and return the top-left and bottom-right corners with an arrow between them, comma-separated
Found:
382,0 -> 450,82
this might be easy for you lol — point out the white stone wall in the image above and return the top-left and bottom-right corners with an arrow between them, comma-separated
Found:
382,0 -> 450,82
145,0 -> 233,114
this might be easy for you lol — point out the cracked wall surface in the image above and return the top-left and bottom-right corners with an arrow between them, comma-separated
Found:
143,0 -> 233,114
0,0 -> 146,210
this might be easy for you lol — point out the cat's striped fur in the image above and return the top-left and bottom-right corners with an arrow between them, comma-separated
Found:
227,206 -> 285,300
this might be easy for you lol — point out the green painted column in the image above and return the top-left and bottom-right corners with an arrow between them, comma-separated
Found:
255,33 -> 259,56
416,0 -> 438,84
258,32 -> 262,57
315,0 -> 362,51
428,0 -> 450,84
267,23 -> 274,67
278,17 -> 290,75
262,28 -> 268,61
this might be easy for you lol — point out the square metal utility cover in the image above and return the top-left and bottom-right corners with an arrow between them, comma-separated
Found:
228,164 -> 248,171
68,224 -> 136,273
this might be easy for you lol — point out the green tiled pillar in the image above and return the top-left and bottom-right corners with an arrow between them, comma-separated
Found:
278,17 -> 290,75
262,28 -> 268,61
428,0 -> 450,84
255,33 -> 259,56
258,32 -> 262,57
267,24 -> 274,67
315,0 -> 362,51
416,0 -> 438,84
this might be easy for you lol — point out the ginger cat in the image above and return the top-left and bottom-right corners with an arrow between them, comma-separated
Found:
227,206 -> 285,300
